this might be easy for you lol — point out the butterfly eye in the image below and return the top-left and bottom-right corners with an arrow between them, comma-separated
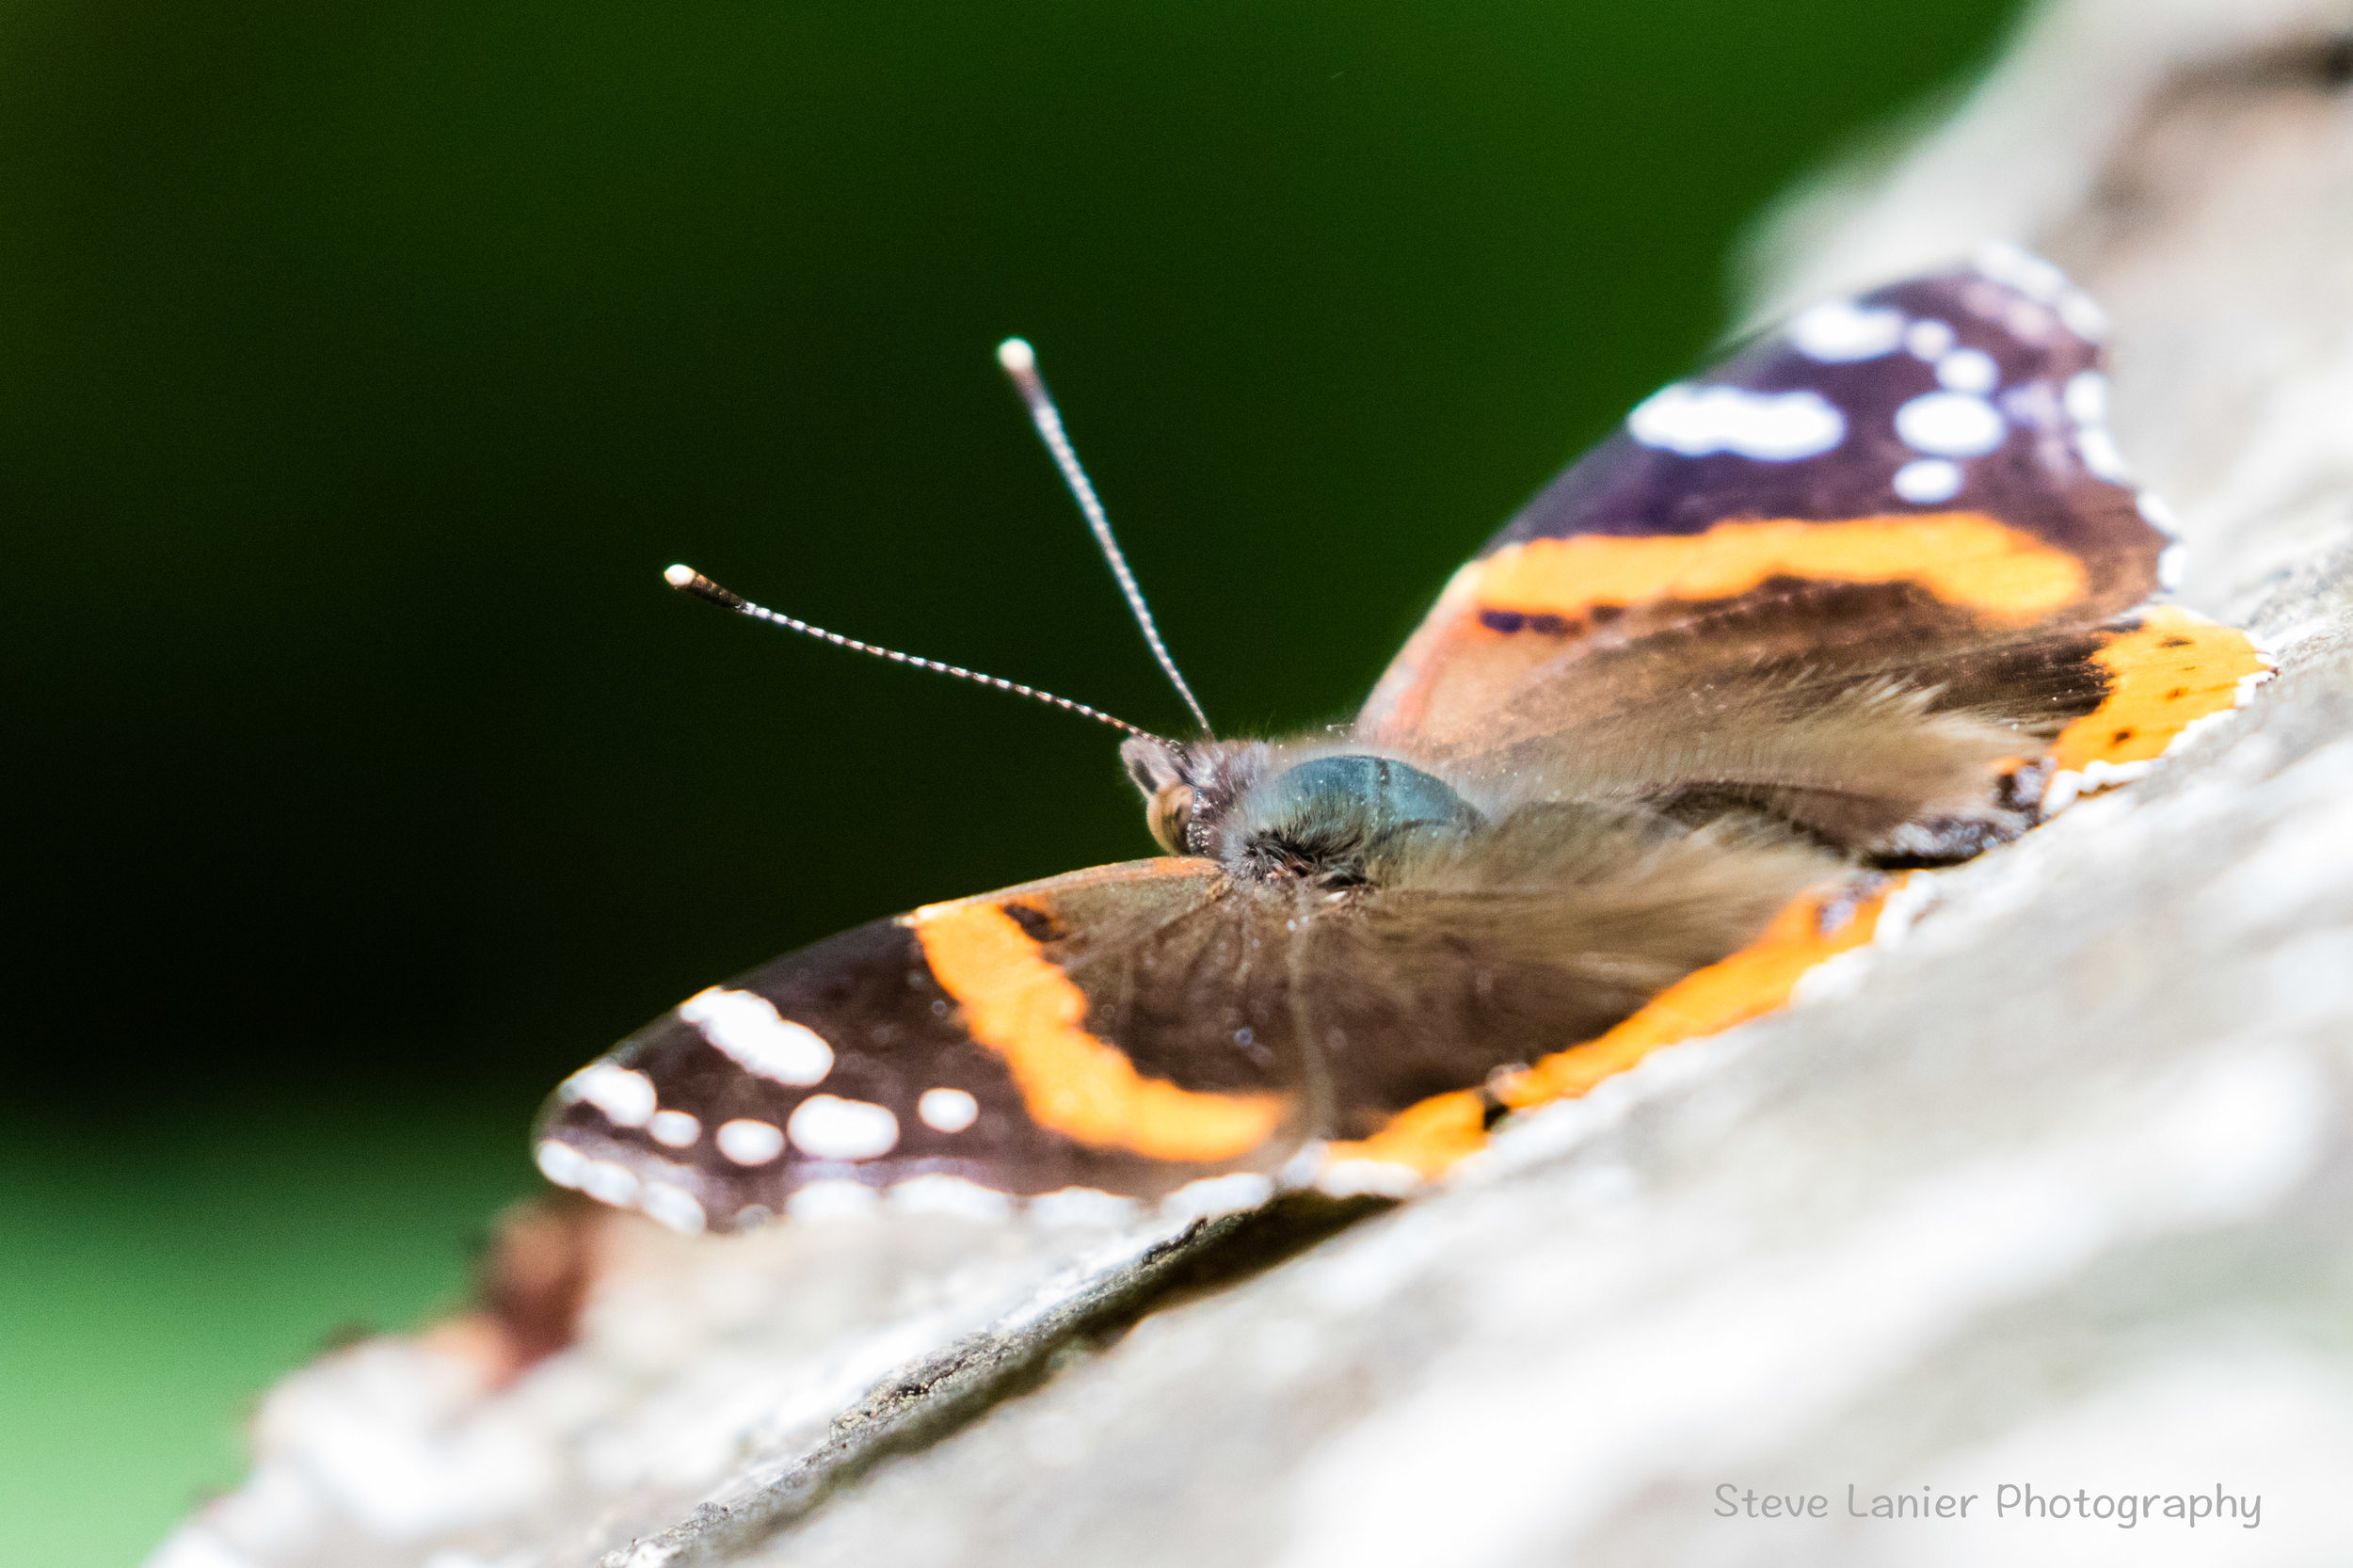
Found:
1147,783 -> 1195,856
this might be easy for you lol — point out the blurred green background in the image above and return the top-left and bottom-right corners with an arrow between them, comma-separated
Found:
0,1 -> 2021,1560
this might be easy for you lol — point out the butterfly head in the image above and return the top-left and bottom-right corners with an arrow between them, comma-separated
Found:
1121,735 -> 1229,856
1122,735 -> 1483,887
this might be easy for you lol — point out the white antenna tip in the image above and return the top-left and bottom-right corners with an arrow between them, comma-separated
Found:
996,338 -> 1035,374
664,563 -> 697,587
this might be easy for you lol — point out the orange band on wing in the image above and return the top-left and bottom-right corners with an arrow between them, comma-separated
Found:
1469,514 -> 2087,626
1321,881 -> 1902,1181
2050,606 -> 2269,774
906,901 -> 1288,1162
1322,1090 -> 1488,1178
1496,879 -> 1897,1109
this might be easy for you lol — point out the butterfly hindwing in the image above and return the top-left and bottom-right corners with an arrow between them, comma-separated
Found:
1293,804 -> 1842,1138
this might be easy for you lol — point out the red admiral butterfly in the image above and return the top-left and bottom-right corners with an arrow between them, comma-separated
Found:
535,245 -> 2269,1234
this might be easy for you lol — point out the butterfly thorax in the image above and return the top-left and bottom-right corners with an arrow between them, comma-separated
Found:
1121,736 -> 1483,888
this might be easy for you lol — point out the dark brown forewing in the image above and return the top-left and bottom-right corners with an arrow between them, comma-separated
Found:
532,858 -> 1316,1232
1360,258 -> 2168,763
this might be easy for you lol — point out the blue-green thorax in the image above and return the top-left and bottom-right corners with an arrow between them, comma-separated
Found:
1121,736 -> 1484,887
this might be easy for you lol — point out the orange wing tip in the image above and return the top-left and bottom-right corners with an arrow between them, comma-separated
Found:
2042,607 -> 2274,814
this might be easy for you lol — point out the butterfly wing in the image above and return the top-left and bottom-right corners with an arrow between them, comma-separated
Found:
533,857 -> 1314,1233
1300,250 -> 2268,1177
1358,248 -> 2256,847
1294,803 -> 1842,1142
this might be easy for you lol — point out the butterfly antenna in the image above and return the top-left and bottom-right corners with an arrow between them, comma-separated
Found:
663,565 -> 1176,745
996,338 -> 1215,740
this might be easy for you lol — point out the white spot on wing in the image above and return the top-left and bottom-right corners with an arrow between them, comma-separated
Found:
1904,319 -> 1956,360
678,987 -> 834,1085
2080,757 -> 2158,791
1895,392 -> 2006,457
715,1117 -> 786,1165
2058,367 -> 2133,478
1029,1188 -> 1139,1227
888,1174 -> 1014,1219
638,1184 -> 707,1235
535,1139 -> 588,1189
2002,296 -> 2055,342
1627,383 -> 1845,461
1786,299 -> 1904,361
1973,239 -> 2069,304
918,1087 -> 980,1133
1972,240 -> 2110,339
787,1179 -> 879,1222
2058,290 -> 2109,340
580,1160 -> 640,1207
1892,457 -> 1964,504
1316,1159 -> 1426,1199
1935,347 -> 1999,393
2075,427 -> 2134,482
2158,542 -> 2186,589
787,1096 -> 901,1160
2064,369 -> 2109,424
1161,1171 -> 1275,1222
1276,1140 -> 1331,1190
648,1109 -> 700,1147
560,1063 -> 656,1128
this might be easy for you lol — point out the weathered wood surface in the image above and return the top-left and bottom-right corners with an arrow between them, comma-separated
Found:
152,2 -> 2353,1563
